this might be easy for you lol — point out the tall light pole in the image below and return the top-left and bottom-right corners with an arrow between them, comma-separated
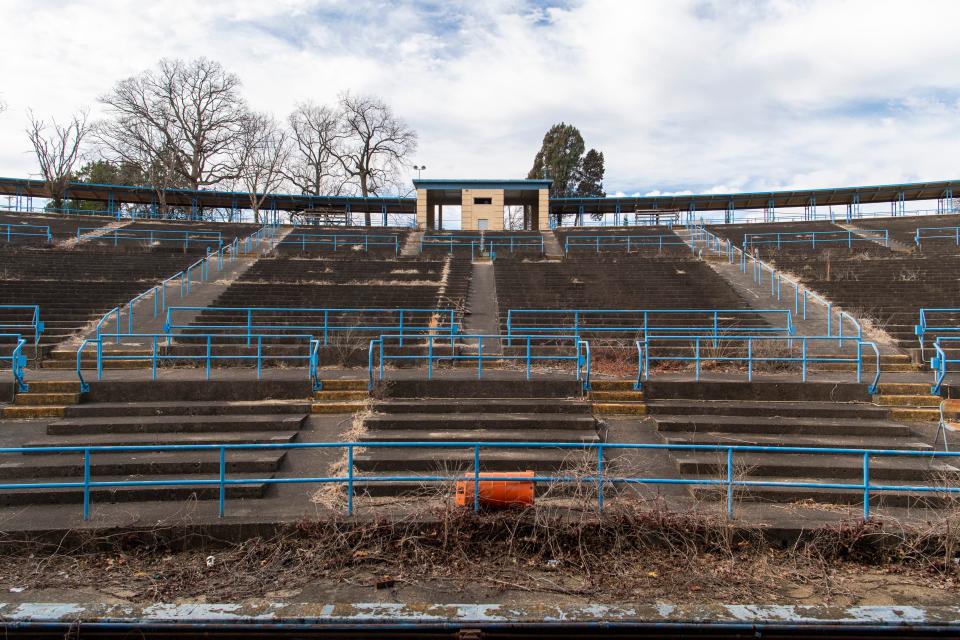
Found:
413,164 -> 426,180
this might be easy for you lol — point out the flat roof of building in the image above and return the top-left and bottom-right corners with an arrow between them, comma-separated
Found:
412,179 -> 553,191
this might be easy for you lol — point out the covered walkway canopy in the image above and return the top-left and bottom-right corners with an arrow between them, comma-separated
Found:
1,176 -> 957,223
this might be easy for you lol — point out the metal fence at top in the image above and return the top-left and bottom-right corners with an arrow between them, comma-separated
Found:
0,334 -> 27,392
743,229 -> 889,250
368,333 -> 590,392
277,233 -> 401,255
0,305 -> 43,347
4,440 -> 959,522
562,233 -> 695,254
634,334 -> 881,393
506,308 -> 794,340
165,306 -> 459,346
915,226 -> 960,248
0,223 -> 51,243
77,227 -> 223,248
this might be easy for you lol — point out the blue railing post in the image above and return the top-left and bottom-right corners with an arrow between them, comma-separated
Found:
597,444 -> 604,512
82,449 -> 91,521
473,445 -> 481,512
347,445 -> 354,516
863,452 -> 870,521
726,448 -> 734,519
218,446 -> 226,518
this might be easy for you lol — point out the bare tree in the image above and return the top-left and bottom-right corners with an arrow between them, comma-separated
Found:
284,102 -> 343,196
98,58 -> 247,196
26,109 -> 89,211
332,93 -> 417,225
234,112 -> 290,224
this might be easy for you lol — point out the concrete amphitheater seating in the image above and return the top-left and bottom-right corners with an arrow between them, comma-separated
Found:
708,221 -> 897,259
492,255 -> 771,340
0,211 -> 114,245
274,226 -> 411,257
0,246 -> 211,352
856,214 -> 960,253
421,230 -> 544,255
554,225 -> 693,256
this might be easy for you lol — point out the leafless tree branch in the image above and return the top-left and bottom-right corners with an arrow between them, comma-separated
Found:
26,109 -> 90,210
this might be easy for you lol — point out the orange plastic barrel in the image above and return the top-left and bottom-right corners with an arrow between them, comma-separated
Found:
455,471 -> 535,509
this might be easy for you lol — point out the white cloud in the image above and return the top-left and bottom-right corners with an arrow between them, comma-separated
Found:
1,0 -> 960,196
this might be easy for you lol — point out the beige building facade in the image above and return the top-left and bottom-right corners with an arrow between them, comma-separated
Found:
413,179 -> 552,231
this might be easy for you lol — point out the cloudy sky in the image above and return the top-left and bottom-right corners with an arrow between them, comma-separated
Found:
1,0 -> 959,197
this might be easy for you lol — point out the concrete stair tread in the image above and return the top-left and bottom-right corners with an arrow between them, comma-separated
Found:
64,400 -> 312,417
370,398 -> 591,414
24,430 -> 300,449
363,413 -> 597,430
0,451 -> 286,478
0,472 -> 274,505
671,451 -> 958,475
359,428 -> 600,443
50,414 -> 306,427
659,431 -> 933,450
653,414 -> 910,430
646,399 -> 887,415
353,448 -> 593,472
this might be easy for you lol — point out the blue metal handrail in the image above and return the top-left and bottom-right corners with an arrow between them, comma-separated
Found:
5,440 -> 960,522
0,305 -> 44,347
0,334 -> 28,392
915,226 -> 960,248
916,308 -> 960,360
278,233 -> 400,255
507,308 -> 795,340
0,223 -> 51,243
634,335 -> 881,393
563,234 -> 693,254
76,332 -> 321,393
166,306 -> 459,345
419,235 -> 544,256
743,229 -> 889,250
368,333 -> 590,392
931,338 -> 960,395
76,227 -> 222,248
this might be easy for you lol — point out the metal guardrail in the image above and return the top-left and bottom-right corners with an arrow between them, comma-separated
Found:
277,233 -> 400,255
419,235 -> 544,256
75,332 -> 321,393
0,334 -> 28,392
368,334 -> 590,392
634,335 -> 881,393
166,307 -> 459,345
932,338 -> 960,395
695,226 -> 863,343
76,227 -> 222,248
0,305 -> 44,347
5,440 -> 960,522
506,308 -> 794,340
0,223 -> 51,243
563,233 -> 695,254
916,308 -> 960,360
915,226 -> 960,248
743,229 -> 889,250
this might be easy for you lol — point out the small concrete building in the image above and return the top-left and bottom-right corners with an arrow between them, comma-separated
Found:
414,179 -> 552,231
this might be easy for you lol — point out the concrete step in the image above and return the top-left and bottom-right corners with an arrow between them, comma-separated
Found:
653,415 -> 913,437
46,414 -> 307,435
645,399 -> 889,419
359,428 -> 600,443
63,400 -> 311,418
588,390 -> 644,401
2,406 -> 66,419
368,399 -> 592,415
873,394 -> 942,407
0,451 -> 286,479
312,402 -> 367,414
0,472 -> 273,506
672,452 -> 957,481
320,379 -> 367,391
692,481 -> 957,509
659,431 -> 932,451
14,392 -> 80,406
315,390 -> 367,401
362,413 -> 598,431
353,449 -> 591,473
876,383 -> 935,394
24,381 -> 82,394
590,380 -> 636,391
23,430 -> 300,450
889,407 -> 941,422
593,403 -> 648,415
